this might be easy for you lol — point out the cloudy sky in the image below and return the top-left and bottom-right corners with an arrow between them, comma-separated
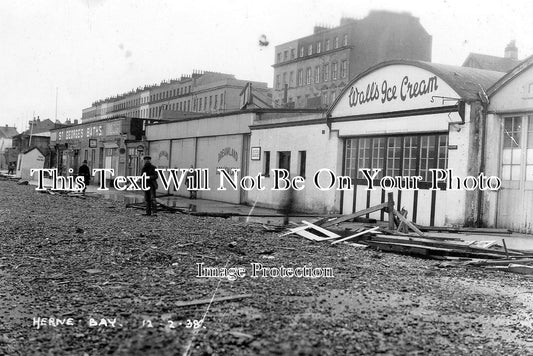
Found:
1,0 -> 531,132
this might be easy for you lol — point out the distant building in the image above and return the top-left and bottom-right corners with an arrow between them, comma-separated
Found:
6,118 -> 70,170
462,40 -> 522,72
82,71 -> 272,123
0,125 -> 19,170
272,10 -> 432,109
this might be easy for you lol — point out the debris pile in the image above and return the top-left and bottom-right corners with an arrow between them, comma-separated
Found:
282,192 -> 533,275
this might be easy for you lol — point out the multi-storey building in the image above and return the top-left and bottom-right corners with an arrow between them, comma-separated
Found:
82,71 -> 272,123
272,10 -> 432,109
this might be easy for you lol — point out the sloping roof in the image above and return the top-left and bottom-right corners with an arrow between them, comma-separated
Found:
462,53 -> 522,73
0,126 -> 18,138
487,54 -> 533,96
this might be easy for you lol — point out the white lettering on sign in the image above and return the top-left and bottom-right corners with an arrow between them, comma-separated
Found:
348,75 -> 439,108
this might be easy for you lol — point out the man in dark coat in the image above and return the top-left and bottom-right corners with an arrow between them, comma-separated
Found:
141,156 -> 158,216
78,160 -> 91,195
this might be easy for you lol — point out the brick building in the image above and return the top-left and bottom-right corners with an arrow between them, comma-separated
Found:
272,10 -> 432,109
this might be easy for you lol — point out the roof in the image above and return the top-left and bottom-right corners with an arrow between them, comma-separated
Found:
0,126 -> 18,138
329,59 -> 505,113
462,53 -> 522,73
487,54 -> 533,96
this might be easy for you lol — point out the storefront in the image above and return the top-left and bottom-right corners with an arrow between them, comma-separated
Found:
484,56 -> 533,233
328,60 -> 504,227
50,117 -> 145,184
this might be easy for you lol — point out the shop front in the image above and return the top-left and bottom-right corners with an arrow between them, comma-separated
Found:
50,117 -> 144,184
328,60 -> 504,227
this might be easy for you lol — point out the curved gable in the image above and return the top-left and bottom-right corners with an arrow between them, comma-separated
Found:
328,60 -> 504,119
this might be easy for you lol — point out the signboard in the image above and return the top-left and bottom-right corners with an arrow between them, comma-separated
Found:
251,147 -> 261,160
89,139 -> 97,148
330,64 -> 460,118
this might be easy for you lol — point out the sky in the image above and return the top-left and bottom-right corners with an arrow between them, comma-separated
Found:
1,0 -> 532,132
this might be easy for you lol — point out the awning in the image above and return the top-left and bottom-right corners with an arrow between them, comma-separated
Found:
103,142 -> 119,149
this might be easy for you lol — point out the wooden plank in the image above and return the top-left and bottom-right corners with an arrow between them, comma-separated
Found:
417,226 -> 512,234
301,221 -> 341,239
331,227 -> 380,245
393,209 -> 424,236
175,294 -> 252,308
366,240 -> 515,259
507,264 -> 533,275
322,202 -> 388,227
467,258 -> 533,266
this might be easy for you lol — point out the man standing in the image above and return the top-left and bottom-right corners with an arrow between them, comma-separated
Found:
78,160 -> 91,195
141,156 -> 158,216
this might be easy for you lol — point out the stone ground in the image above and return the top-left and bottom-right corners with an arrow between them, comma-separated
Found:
1,179 -> 533,355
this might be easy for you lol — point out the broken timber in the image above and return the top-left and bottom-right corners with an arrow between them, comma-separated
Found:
175,294 -> 252,308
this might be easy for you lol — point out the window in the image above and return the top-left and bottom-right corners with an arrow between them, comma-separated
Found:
306,67 -> 312,85
289,71 -> 294,86
323,92 -> 328,106
332,62 -> 338,80
277,53 -> 281,63
325,39 -> 330,51
278,151 -> 291,172
263,151 -> 271,176
199,98 -> 203,111
343,34 -> 348,46
298,151 -> 306,177
330,91 -> 336,104
317,42 -> 321,53
283,50 -> 288,61
315,66 -> 320,83
308,44 -> 312,56
341,60 -> 348,78
344,134 -> 449,184
290,48 -> 295,59
209,96 -> 212,109
276,74 -> 281,90
324,63 -> 329,81
214,95 -> 218,109
300,47 -> 304,57
297,69 -> 303,86
334,36 -> 339,49
502,116 -> 523,180
283,72 -> 287,85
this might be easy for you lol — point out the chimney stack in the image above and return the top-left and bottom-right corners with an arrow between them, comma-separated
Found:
505,40 -> 518,60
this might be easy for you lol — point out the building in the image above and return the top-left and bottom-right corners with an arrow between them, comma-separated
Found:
50,117 -> 146,184
463,40 -> 522,72
483,55 -> 533,233
6,118 -> 68,170
145,108 -> 321,204
0,125 -> 19,170
82,71 -> 272,123
272,11 -> 432,109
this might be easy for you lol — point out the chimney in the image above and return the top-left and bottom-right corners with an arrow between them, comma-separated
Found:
505,40 -> 518,60
74,119 -> 79,125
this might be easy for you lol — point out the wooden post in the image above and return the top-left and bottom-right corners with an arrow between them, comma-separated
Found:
502,239 -> 509,259
388,192 -> 395,230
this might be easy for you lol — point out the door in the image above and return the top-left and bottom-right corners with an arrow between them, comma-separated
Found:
498,115 -> 533,233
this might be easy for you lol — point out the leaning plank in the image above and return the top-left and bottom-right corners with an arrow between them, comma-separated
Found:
331,227 -> 380,245
175,294 -> 252,308
467,258 -> 533,266
322,202 -> 388,227
393,209 -> 424,236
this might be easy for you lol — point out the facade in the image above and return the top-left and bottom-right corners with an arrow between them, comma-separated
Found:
145,109 -> 321,204
82,71 -> 272,123
483,55 -> 533,233
272,11 -> 432,109
247,112 -> 340,213
50,117 -> 146,184
463,40 -> 522,72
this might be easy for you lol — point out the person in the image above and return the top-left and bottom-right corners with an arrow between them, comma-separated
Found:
78,160 -> 91,195
7,162 -> 15,175
141,156 -> 158,216
185,164 -> 197,199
